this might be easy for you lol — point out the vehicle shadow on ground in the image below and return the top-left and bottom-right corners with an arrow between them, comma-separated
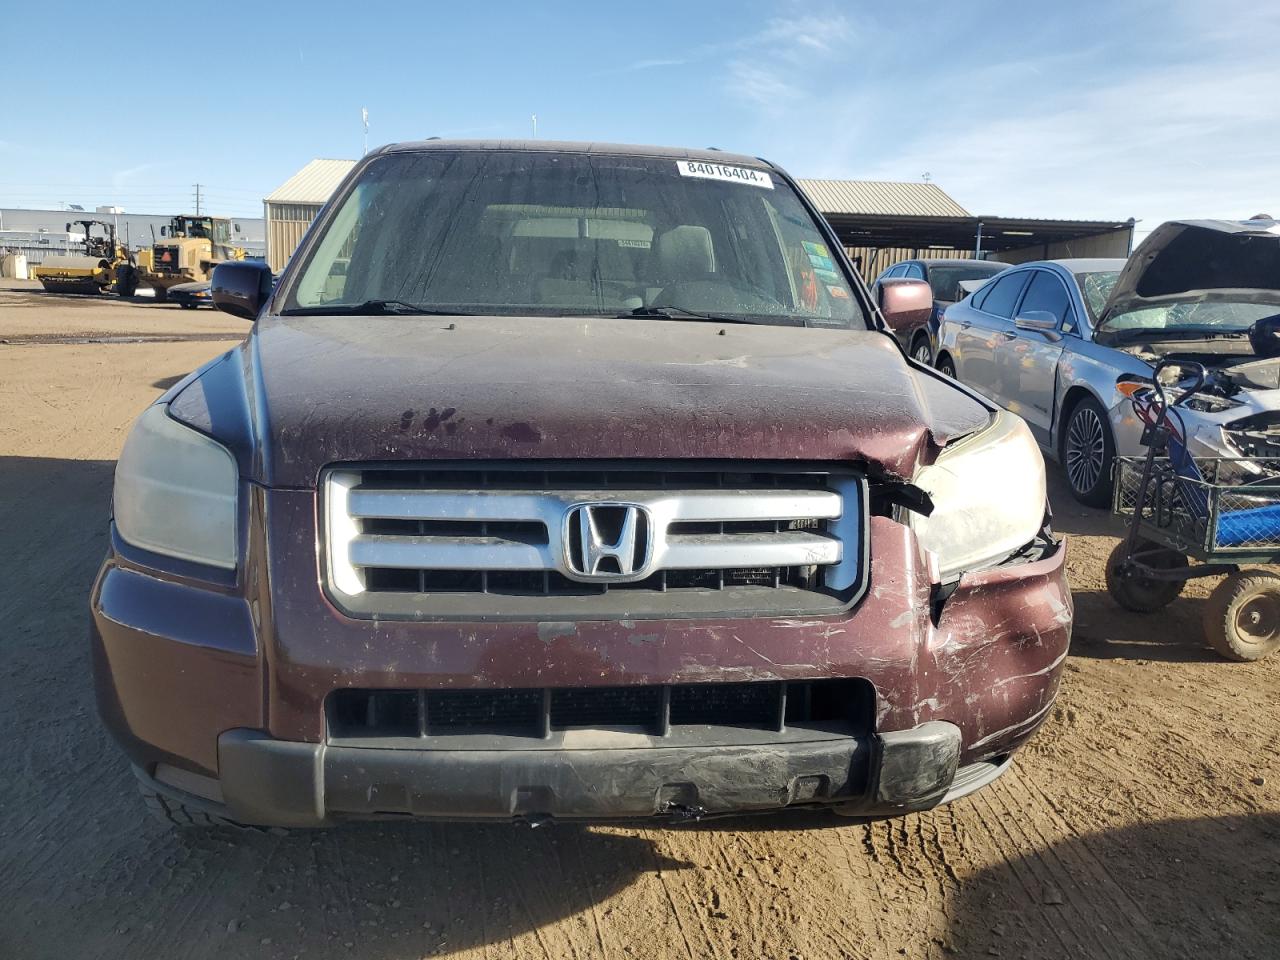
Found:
1069,589 -> 1223,663
1045,470 -> 1119,538
0,454 -> 689,960
947,812 -> 1280,959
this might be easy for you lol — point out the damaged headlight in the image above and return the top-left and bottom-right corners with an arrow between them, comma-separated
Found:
907,411 -> 1046,581
113,403 -> 239,569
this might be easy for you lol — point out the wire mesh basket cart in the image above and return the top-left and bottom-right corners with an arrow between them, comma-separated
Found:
1106,360 -> 1280,661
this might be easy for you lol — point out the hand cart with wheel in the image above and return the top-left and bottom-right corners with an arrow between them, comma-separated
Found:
1106,359 -> 1280,661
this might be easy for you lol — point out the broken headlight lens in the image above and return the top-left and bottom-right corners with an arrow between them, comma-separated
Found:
112,403 -> 239,569
907,411 -> 1046,581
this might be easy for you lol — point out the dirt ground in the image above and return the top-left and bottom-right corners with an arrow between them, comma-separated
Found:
1,279 -> 1276,960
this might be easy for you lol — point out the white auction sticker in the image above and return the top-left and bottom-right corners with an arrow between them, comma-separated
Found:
676,159 -> 774,189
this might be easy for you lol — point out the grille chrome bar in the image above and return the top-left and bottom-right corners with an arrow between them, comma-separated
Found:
662,531 -> 840,568
348,529 -> 840,571
347,488 -> 841,523
324,465 -> 865,620
350,534 -> 554,570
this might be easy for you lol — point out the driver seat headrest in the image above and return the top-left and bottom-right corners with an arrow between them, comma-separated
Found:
656,225 -> 716,280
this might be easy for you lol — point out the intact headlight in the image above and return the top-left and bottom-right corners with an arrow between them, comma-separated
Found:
113,403 -> 239,569
906,411 -> 1046,581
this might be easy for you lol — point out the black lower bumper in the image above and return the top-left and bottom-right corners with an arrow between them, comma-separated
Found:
143,721 -> 978,827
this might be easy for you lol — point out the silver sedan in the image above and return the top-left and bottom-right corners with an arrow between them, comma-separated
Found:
935,251 -> 1280,506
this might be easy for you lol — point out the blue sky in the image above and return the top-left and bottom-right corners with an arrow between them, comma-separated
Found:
3,0 -> 1277,235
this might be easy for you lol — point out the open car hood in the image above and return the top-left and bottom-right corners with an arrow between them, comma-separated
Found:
1099,219 -> 1280,328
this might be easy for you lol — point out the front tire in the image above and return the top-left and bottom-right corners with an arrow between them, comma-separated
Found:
1202,571 -> 1280,661
1061,396 -> 1114,507
138,782 -> 286,834
114,264 -> 137,297
152,286 -> 168,303
910,333 -> 934,365
936,354 -> 956,378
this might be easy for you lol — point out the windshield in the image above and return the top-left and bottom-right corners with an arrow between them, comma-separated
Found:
174,217 -> 211,239
283,150 -> 865,327
1100,299 -> 1280,338
1078,271 -> 1119,320
926,262 -> 1008,302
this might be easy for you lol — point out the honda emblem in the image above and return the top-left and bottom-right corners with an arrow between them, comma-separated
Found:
563,503 -> 653,581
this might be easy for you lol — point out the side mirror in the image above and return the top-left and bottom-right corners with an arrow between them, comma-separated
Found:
878,278 -> 933,333
160,226 -> 167,237
212,260 -> 274,320
1014,310 -> 1060,334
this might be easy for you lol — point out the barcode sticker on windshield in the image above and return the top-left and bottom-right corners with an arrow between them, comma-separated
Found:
676,160 -> 774,189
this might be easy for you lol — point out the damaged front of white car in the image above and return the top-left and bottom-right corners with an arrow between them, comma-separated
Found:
1094,219 -> 1280,478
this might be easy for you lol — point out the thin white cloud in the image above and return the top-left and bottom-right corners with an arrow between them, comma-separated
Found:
722,11 -> 855,111
859,51 -> 1280,226
111,163 -> 161,191
615,58 -> 686,73
734,1 -> 1280,230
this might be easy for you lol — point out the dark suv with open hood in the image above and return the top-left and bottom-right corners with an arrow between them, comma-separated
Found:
91,141 -> 1071,828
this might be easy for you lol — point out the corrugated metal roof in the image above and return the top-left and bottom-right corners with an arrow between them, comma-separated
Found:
265,159 -> 357,205
797,179 -> 970,218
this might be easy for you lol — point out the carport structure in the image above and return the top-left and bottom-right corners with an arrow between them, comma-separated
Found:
797,178 -> 1135,281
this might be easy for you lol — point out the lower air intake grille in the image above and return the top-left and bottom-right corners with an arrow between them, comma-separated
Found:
327,679 -> 873,742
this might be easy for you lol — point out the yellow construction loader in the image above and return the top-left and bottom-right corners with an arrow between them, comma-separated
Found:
32,220 -> 136,295
134,215 -> 245,302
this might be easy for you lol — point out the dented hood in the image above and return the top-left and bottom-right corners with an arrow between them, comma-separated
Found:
1099,219 -> 1280,327
234,315 -> 991,488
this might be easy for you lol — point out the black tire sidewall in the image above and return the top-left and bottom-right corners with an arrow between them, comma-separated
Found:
1062,396 -> 1115,507
911,334 -> 933,365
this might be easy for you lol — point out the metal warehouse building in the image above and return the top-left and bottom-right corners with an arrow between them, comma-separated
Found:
262,156 -> 1134,279
797,178 -> 1135,279
263,159 -> 356,272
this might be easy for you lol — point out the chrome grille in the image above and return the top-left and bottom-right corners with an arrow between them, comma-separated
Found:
324,464 -> 865,620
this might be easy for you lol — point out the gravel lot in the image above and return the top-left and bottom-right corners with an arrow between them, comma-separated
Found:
2,280 -> 1277,960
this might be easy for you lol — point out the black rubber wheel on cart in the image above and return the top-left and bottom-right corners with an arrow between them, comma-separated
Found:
1105,538 -> 1187,612
1202,570 -> 1280,662
152,285 -> 168,303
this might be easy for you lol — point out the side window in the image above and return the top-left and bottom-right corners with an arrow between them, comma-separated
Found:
1016,270 -> 1071,326
976,272 -> 1030,319
1061,304 -> 1079,336
902,263 -> 925,280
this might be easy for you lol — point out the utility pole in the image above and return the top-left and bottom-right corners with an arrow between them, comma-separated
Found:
193,184 -> 203,215
362,107 -> 369,155
531,114 -> 537,139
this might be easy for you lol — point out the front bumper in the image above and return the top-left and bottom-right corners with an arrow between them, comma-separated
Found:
138,720 -> 993,827
92,512 -> 1070,825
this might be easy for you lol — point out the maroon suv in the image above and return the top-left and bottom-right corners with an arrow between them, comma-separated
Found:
91,141 -> 1071,828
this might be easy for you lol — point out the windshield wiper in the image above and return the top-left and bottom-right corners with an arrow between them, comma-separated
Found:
281,300 -> 473,317
624,306 -> 788,326
1103,326 -> 1249,344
